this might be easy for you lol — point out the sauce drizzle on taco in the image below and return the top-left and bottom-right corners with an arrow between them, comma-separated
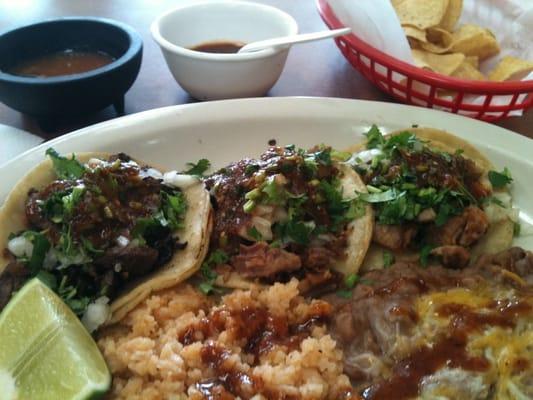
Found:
350,126 -> 513,269
0,149 -> 210,329
202,145 -> 372,293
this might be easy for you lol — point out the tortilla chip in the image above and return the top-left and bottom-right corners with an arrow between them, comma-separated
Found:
403,25 -> 427,43
450,24 -> 500,60
488,56 -> 533,81
452,60 -> 485,80
438,0 -> 463,31
427,27 -> 453,47
392,0 -> 450,30
465,56 -> 479,69
412,49 -> 465,76
419,27 -> 454,53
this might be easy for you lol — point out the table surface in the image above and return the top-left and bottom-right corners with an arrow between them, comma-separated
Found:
0,0 -> 531,143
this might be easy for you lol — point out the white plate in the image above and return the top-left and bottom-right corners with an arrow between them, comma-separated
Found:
0,123 -> 43,166
1,97 -> 532,248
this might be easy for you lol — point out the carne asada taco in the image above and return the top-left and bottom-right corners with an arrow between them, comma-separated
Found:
199,145 -> 373,293
348,126 -> 516,270
0,149 -> 212,329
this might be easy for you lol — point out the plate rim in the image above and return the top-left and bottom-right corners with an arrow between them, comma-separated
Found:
1,96 -> 531,175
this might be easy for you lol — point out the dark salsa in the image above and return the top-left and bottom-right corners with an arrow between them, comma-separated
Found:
352,126 -> 512,267
0,149 -> 188,316
200,145 -> 365,293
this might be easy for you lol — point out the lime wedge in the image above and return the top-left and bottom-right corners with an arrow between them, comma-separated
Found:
0,279 -> 111,400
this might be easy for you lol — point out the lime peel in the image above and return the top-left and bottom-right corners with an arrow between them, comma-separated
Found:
0,279 -> 110,400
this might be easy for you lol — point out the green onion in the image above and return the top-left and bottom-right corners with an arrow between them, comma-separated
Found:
344,273 -> 360,289
243,199 -> 256,213
245,188 -> 261,200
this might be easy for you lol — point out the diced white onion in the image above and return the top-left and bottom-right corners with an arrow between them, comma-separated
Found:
139,167 -> 163,180
56,251 -> 91,269
251,216 -> 273,241
163,171 -> 199,189
7,236 -> 33,258
82,296 -> 110,333
87,158 -> 105,168
484,192 -> 519,224
43,249 -> 58,270
116,235 -> 130,248
254,204 -> 274,218
349,149 -> 383,165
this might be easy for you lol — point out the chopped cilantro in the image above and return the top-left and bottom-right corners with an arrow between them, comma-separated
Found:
344,273 -> 360,289
45,148 -> 86,180
81,237 -> 104,255
23,231 -> 50,274
419,244 -> 434,267
488,167 -> 513,188
36,270 -> 57,290
313,148 -> 332,166
162,190 -> 187,230
198,250 -> 229,295
274,220 -> 314,245
245,164 -> 260,176
383,251 -> 394,268
41,192 -> 66,223
382,131 -> 419,151
247,226 -> 263,241
261,176 -> 286,205
435,202 -> 459,227
359,189 -> 400,203
365,125 -> 385,149
513,222 -> 521,237
62,186 -> 85,215
184,158 -> 211,177
336,290 -> 352,299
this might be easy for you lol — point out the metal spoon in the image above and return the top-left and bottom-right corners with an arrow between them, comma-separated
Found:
238,27 -> 351,53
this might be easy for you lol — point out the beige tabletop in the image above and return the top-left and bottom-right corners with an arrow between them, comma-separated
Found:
0,0 -> 531,148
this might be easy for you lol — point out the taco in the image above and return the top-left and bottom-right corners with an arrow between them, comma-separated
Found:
347,126 -> 516,271
198,144 -> 373,293
0,149 -> 212,329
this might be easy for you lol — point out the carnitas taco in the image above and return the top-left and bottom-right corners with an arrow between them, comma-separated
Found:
0,149 -> 212,330
348,126 -> 516,270
198,144 -> 373,293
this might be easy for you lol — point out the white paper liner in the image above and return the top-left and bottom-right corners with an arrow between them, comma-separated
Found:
328,0 -> 533,117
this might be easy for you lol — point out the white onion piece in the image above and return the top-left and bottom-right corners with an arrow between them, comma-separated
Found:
43,249 -> 58,270
82,296 -> 110,333
251,216 -> 274,241
349,149 -> 383,165
163,171 -> 199,189
7,236 -> 33,258
139,168 -> 163,180
254,204 -> 274,218
87,158 -> 106,168
116,235 -> 130,248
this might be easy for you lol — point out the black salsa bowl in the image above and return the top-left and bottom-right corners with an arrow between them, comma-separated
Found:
0,17 -> 142,118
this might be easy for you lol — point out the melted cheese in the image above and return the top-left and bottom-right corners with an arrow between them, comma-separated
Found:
414,287 -> 533,400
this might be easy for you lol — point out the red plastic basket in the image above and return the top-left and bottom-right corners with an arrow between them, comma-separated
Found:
317,0 -> 533,122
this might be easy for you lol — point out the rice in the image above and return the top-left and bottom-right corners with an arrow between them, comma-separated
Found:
97,279 -> 354,399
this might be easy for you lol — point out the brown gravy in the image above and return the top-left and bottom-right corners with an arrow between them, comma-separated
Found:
190,40 -> 245,54
8,49 -> 115,77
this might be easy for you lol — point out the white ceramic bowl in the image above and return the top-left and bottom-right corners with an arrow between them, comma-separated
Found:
151,0 -> 298,100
